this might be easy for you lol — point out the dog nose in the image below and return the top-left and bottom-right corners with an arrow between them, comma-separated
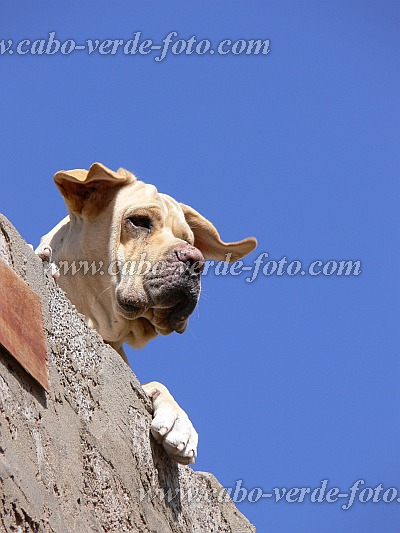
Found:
175,247 -> 205,274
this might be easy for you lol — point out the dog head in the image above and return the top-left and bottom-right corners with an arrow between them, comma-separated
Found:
54,162 -> 257,348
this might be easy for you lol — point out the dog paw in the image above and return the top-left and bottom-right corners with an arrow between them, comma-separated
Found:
142,381 -> 198,465
35,244 -> 60,279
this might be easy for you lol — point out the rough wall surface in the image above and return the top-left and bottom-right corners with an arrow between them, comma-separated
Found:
0,215 -> 255,533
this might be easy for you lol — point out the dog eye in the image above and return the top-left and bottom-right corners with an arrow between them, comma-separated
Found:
127,215 -> 152,231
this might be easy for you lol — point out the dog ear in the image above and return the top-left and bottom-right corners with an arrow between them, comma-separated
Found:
54,162 -> 135,215
180,203 -> 257,262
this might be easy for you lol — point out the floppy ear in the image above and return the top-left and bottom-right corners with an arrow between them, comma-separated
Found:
54,162 -> 135,215
180,203 -> 257,263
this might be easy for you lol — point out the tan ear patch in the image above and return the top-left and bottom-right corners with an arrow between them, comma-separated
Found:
180,203 -> 257,262
54,162 -> 136,216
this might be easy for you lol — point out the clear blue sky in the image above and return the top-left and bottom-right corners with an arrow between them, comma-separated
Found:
1,2 -> 399,531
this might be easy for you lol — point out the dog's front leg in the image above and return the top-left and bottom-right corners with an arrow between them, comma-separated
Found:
142,381 -> 198,465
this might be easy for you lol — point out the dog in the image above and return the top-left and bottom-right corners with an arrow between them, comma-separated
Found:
37,162 -> 257,464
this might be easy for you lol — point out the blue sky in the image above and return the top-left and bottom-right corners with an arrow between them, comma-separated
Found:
1,2 -> 399,531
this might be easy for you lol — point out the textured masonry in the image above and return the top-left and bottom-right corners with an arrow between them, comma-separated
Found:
0,215 -> 255,533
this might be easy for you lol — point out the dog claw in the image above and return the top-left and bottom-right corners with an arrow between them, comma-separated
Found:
35,244 -> 60,279
37,245 -> 51,260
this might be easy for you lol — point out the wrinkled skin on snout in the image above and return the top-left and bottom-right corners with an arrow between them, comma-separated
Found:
116,240 -> 205,336
114,200 -> 206,340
